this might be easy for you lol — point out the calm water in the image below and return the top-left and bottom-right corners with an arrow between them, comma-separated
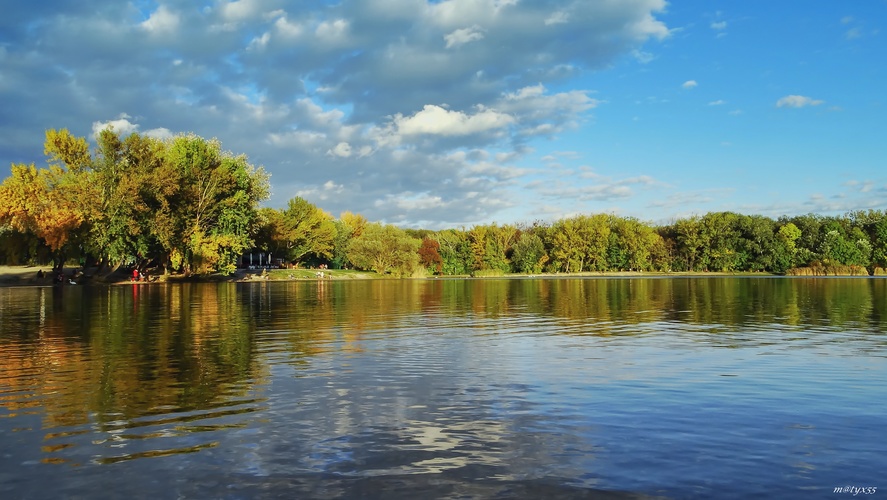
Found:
1,277 -> 885,499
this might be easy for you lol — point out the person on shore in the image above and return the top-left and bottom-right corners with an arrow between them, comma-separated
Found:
132,269 -> 140,282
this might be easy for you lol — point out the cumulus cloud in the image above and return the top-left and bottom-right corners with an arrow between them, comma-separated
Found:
0,0 -> 671,227
92,114 -> 173,140
776,95 -> 825,108
710,21 -> 727,31
92,114 -> 140,138
682,80 -> 698,89
394,105 -> 514,137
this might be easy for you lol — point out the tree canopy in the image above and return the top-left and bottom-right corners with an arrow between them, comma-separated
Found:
4,128 -> 887,277
1,128 -> 268,274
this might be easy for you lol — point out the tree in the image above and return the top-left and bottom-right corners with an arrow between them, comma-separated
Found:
347,223 -> 420,277
0,163 -> 85,270
546,218 -> 583,272
85,129 -> 165,270
511,232 -> 546,273
773,222 -> 802,272
700,212 -> 742,272
849,210 -> 887,270
278,197 -> 337,264
437,228 -> 471,275
418,237 -> 443,274
607,216 -> 653,271
674,216 -> 703,271
149,134 -> 268,275
44,128 -> 91,172
737,215 -> 777,271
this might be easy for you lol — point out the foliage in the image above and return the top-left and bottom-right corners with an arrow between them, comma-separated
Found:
511,232 -> 546,273
1,128 -> 267,275
436,229 -> 472,275
418,237 -> 443,274
5,126 -> 887,278
346,223 -> 420,277
256,197 -> 337,265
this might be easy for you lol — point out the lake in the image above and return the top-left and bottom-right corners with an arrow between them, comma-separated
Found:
1,277 -> 885,499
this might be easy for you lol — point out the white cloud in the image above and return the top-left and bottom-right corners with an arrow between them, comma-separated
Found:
92,115 -> 173,141
140,5 -> 180,34
315,18 -> 349,46
145,127 -> 173,140
708,100 -> 726,106
328,142 -> 353,158
274,16 -> 304,38
393,105 -> 514,136
248,32 -> 271,51
776,95 -> 825,108
710,21 -> 727,31
682,80 -> 698,89
0,0 -> 675,228
92,114 -> 141,137
444,25 -> 485,48
220,0 -> 263,22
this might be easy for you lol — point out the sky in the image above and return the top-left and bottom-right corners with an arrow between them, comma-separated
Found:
1,0 -> 885,229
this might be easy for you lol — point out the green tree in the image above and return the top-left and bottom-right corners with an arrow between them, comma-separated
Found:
149,134 -> 268,275
607,216 -> 654,271
437,228 -> 471,275
511,232 -> 546,273
700,212 -> 742,272
346,223 -> 421,277
85,129 -> 165,270
773,222 -> 802,272
278,197 -> 337,264
546,217 -> 582,272
737,214 -> 777,271
673,216 -> 703,271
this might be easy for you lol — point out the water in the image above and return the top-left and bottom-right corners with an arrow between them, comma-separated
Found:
1,277 -> 885,499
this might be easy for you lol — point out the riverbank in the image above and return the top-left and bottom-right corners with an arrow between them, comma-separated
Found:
5,265 -> 885,288
0,265 -> 383,287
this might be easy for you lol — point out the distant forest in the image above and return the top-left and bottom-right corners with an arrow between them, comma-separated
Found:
2,130 -> 886,276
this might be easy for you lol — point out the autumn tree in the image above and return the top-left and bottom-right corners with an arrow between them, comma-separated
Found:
0,163 -> 85,270
418,237 -> 443,274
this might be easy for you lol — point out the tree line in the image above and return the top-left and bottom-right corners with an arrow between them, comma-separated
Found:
3,130 -> 887,276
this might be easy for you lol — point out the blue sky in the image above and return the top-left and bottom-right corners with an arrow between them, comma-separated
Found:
1,1 -> 884,228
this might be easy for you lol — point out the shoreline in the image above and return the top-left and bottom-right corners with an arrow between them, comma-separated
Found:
1,265 -> 882,288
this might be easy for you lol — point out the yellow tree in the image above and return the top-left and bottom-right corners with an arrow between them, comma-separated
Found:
0,163 -> 85,269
